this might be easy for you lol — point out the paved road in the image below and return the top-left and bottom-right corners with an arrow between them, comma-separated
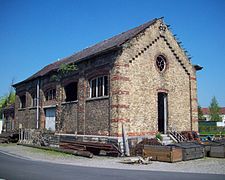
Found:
0,151 -> 224,180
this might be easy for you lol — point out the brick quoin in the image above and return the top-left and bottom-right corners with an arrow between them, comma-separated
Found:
111,75 -> 130,81
191,77 -> 197,81
112,90 -> 129,95
111,104 -> 129,109
192,109 -> 198,113
192,118 -> 198,122
114,63 -> 130,68
191,98 -> 198,101
111,118 -> 130,123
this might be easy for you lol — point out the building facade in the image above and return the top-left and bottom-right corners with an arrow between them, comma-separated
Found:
13,18 -> 201,142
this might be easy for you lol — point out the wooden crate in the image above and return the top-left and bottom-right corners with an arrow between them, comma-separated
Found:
170,142 -> 204,161
210,145 -> 225,158
143,145 -> 182,163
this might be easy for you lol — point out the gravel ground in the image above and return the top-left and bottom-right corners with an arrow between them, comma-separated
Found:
0,144 -> 225,175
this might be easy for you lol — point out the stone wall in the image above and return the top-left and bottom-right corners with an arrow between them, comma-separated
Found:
14,51 -> 117,136
85,98 -> 110,135
60,102 -> 78,133
110,19 -> 198,136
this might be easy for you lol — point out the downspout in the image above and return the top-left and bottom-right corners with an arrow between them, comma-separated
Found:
189,75 -> 193,131
36,79 -> 40,129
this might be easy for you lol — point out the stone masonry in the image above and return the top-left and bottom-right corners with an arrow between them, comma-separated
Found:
13,18 -> 201,145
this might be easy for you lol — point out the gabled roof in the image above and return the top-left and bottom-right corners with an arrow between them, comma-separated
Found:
202,107 -> 225,115
13,18 -> 159,87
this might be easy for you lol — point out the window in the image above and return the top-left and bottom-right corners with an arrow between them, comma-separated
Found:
19,95 -> 26,108
64,82 -> 78,102
45,89 -> 56,101
90,76 -> 108,98
156,55 -> 167,72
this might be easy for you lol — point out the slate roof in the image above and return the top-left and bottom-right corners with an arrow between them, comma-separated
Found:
13,18 -> 158,87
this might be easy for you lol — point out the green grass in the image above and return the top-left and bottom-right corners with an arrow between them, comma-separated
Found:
24,146 -> 73,157
199,131 -> 225,136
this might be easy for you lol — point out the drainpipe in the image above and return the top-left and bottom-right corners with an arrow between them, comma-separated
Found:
189,76 -> 193,131
36,79 -> 40,129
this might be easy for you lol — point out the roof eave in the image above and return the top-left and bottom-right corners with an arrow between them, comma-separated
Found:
13,46 -> 121,88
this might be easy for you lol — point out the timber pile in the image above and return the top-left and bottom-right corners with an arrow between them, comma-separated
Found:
0,132 -> 19,143
60,140 -> 122,157
143,145 -> 182,163
135,138 -> 161,156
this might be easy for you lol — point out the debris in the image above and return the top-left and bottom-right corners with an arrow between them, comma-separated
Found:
60,139 -> 122,157
0,132 -> 19,143
135,138 -> 161,156
121,156 -> 152,165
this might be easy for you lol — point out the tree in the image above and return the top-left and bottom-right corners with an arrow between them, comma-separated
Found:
208,96 -> 222,122
0,79 -> 16,118
198,105 -> 205,120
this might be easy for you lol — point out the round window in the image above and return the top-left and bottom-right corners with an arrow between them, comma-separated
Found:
156,55 -> 167,72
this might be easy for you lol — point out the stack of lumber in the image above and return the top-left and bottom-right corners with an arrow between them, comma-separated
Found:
59,139 -> 122,157
143,145 -> 182,163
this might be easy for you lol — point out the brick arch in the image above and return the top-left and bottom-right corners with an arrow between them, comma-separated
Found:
157,88 -> 169,93
61,78 -> 79,87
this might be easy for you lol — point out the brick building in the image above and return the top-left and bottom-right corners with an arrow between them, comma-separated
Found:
13,18 -> 201,143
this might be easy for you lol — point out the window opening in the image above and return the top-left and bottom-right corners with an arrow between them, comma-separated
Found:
90,75 -> 108,98
64,82 -> 78,102
45,89 -> 56,101
20,95 -> 26,108
156,55 -> 167,72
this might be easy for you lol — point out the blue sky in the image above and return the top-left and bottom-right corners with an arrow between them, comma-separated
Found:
0,0 -> 224,107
